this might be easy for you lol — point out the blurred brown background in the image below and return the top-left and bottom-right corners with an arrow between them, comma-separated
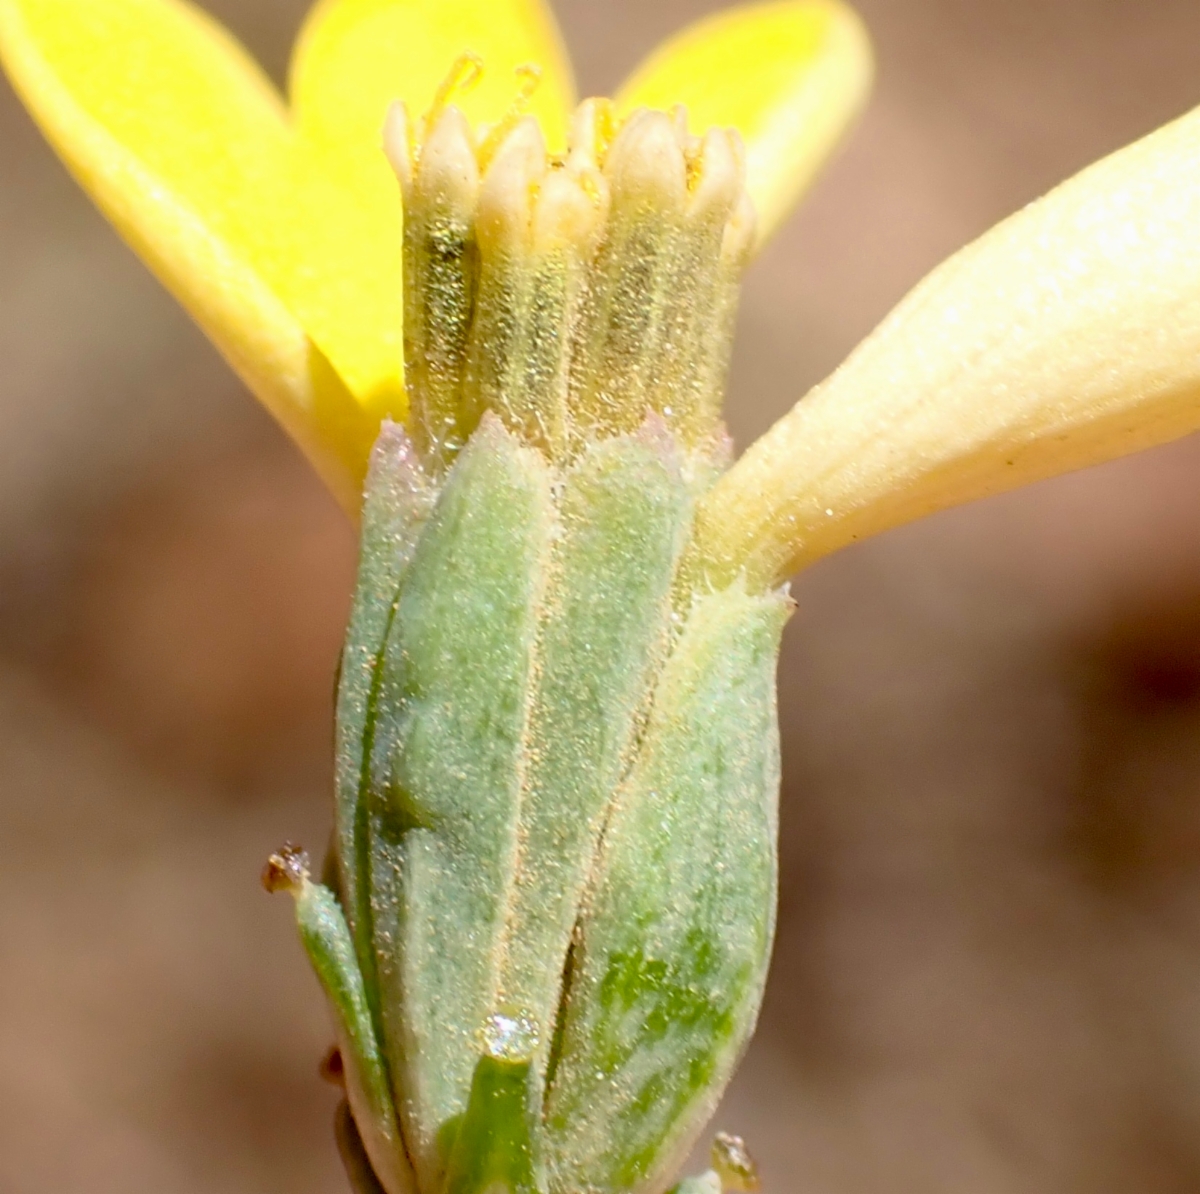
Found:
4,0 -> 1200,1190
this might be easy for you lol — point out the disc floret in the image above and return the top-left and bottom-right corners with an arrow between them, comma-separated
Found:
386,71 -> 755,474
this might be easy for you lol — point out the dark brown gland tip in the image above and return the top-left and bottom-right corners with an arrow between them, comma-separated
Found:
320,1044 -> 346,1087
261,842 -> 310,894
712,1132 -> 761,1192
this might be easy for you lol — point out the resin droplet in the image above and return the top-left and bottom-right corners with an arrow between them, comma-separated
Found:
483,1009 -> 540,1063
712,1133 -> 760,1193
261,843 -> 309,894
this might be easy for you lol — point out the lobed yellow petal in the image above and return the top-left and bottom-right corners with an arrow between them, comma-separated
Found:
291,0 -> 575,188
696,103 -> 1200,589
616,0 -> 871,250
0,0 -> 392,511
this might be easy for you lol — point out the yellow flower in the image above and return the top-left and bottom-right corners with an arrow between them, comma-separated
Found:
0,0 -> 871,514
5,0 -> 1200,599
698,106 -> 1200,589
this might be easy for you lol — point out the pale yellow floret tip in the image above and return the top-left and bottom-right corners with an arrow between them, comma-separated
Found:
396,65 -> 757,467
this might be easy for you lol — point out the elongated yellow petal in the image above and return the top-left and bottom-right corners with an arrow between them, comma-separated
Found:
696,104 -> 1200,588
0,0 -> 394,510
616,0 -> 871,249
291,0 -> 575,191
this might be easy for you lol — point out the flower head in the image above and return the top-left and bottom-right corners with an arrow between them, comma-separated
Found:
2,0 -> 1199,593
0,0 -> 870,514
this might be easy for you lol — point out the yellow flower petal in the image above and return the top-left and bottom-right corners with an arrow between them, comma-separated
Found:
291,0 -> 575,176
616,0 -> 871,249
696,103 -> 1200,589
0,0 -> 395,510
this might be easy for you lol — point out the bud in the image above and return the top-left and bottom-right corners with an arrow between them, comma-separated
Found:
271,83 -> 785,1194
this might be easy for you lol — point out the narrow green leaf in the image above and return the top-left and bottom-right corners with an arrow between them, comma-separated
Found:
442,1015 -> 543,1194
294,880 -> 413,1194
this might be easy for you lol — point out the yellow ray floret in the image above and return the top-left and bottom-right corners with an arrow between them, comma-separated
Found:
0,0 -> 396,506
696,103 -> 1200,588
617,0 -> 871,249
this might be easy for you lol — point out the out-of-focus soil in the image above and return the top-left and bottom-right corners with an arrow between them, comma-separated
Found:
4,1 -> 1200,1190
